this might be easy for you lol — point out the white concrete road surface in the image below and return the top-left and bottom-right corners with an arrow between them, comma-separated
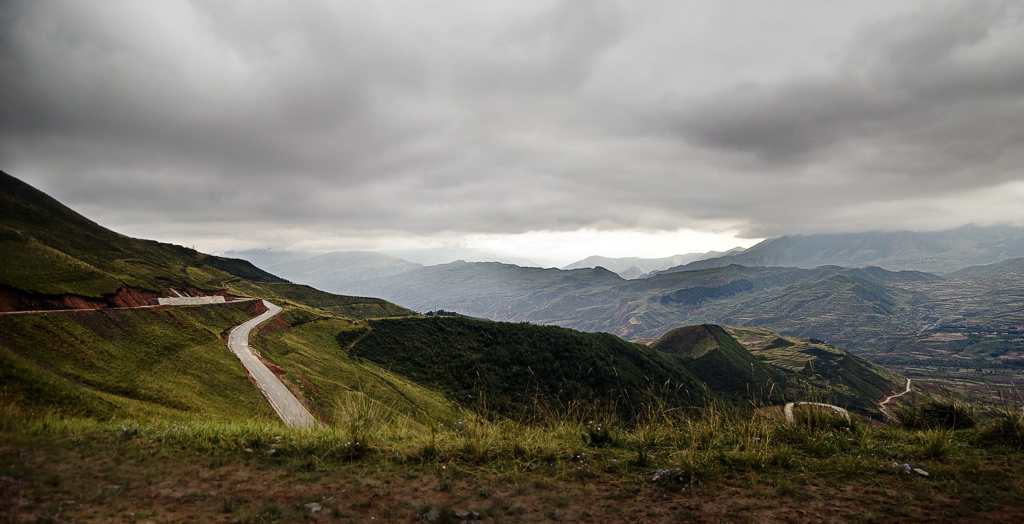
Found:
783,402 -> 851,423
227,300 -> 319,428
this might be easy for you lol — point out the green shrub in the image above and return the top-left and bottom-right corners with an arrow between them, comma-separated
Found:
894,399 -> 976,430
981,405 -> 1024,449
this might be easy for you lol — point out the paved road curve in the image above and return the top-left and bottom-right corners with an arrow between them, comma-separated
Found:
880,378 -> 913,415
227,300 -> 319,428
783,402 -> 850,423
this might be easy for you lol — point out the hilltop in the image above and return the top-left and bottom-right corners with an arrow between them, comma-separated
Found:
0,171 -> 411,318
560,248 -> 746,278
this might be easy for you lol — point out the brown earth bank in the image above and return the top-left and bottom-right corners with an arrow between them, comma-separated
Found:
2,440 -> 1023,524
0,285 -> 237,313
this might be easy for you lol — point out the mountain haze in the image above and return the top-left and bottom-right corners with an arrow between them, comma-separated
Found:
339,257 -> 1024,387
660,227 -> 1024,275
267,251 -> 422,292
561,248 -> 746,278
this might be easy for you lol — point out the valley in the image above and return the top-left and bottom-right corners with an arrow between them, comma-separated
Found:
3,170 -> 1024,522
334,260 -> 1024,403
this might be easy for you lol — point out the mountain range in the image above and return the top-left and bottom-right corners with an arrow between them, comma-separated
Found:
560,248 -> 746,278
0,170 -> 905,421
233,224 -> 1024,295
662,227 -> 1024,275
336,257 -> 1024,390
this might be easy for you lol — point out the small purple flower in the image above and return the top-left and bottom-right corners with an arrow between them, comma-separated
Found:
904,463 -> 911,474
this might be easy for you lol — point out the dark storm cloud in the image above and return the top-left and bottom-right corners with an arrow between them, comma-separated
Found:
2,0 -> 1024,248
676,1 -> 1024,178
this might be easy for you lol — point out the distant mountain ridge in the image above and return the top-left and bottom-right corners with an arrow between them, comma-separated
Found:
660,226 -> 1024,275
339,257 -> 1024,382
561,248 -> 746,278
267,251 -> 423,291
0,170 -> 906,422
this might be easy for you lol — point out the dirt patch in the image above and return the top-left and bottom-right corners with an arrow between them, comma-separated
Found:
5,441 -> 1024,524
296,373 -> 319,394
252,300 -> 269,316
738,337 -> 768,349
107,286 -> 162,308
257,354 -> 288,377
0,284 -> 106,312
0,284 -> 165,312
923,333 -> 969,342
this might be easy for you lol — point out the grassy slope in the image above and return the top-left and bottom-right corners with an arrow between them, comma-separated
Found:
650,324 -> 788,403
0,170 -> 285,299
4,400 -> 1024,523
727,325 -> 905,415
0,296 -> 439,426
249,307 -> 458,428
0,171 -> 439,428
345,316 -> 707,421
227,280 -> 415,320
0,301 -> 276,421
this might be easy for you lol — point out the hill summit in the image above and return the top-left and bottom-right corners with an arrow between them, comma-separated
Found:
650,324 -> 786,398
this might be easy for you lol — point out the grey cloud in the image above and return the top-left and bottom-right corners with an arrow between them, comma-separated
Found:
2,0 -> 1024,247
675,1 -> 1024,182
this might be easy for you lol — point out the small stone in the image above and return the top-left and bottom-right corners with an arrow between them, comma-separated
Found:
304,502 -> 323,514
913,468 -> 929,476
455,509 -> 480,520
425,506 -> 440,523
550,509 -> 566,521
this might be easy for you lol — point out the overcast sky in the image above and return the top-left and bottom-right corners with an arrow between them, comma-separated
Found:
3,0 -> 1024,266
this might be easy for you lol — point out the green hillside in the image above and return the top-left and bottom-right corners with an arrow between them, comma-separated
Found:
725,326 -> 905,415
0,170 -> 412,320
0,171 -> 281,298
347,316 -> 706,421
0,171 -> 907,428
248,310 -> 458,426
339,257 -> 1024,401
650,324 -> 787,402
0,171 -> 428,425
0,300 -> 276,420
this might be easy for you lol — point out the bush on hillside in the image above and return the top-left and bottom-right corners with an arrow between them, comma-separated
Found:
892,398 -> 977,430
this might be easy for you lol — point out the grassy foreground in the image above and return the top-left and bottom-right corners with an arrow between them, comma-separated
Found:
3,396 -> 1024,523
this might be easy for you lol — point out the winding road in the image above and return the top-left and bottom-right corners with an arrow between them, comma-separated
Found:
783,402 -> 850,423
783,378 -> 913,423
227,300 -> 319,428
880,378 -> 913,415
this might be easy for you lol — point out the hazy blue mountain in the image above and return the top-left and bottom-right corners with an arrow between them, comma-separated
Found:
339,261 -> 927,339
339,257 -> 1024,383
337,261 -> 627,325
380,247 -> 543,267
267,251 -> 423,292
945,257 -> 1024,278
657,226 -> 1024,275
222,248 -> 315,270
561,248 -> 746,278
